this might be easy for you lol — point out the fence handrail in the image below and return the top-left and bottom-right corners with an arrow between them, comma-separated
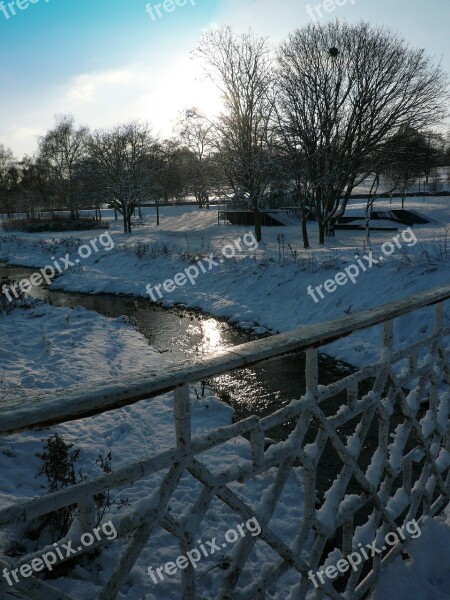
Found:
1,283 -> 450,435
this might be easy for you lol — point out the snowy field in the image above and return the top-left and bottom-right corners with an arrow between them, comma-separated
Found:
1,196 -> 450,598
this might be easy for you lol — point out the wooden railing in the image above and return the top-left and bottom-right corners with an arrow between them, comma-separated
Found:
1,285 -> 450,599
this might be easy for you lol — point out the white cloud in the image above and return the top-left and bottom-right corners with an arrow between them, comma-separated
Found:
0,127 -> 41,157
0,0 -> 332,156
66,68 -> 142,103
1,57 -> 221,156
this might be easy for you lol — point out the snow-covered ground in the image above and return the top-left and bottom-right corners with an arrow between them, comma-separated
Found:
2,196 -> 450,368
351,166 -> 450,196
1,196 -> 450,599
0,303 -> 305,599
0,302 -> 166,397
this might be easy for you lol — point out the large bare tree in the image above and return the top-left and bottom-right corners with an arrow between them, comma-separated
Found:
276,21 -> 448,244
196,27 -> 275,241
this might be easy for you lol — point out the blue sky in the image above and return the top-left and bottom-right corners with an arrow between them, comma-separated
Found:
1,0 -> 449,156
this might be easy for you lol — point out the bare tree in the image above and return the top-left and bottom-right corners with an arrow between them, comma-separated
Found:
39,115 -> 89,218
177,108 -> 215,209
0,145 -> 17,219
271,137 -> 314,248
364,156 -> 400,244
157,138 -> 187,225
196,27 -> 275,241
88,122 -> 160,234
277,21 -> 448,244
417,131 -> 445,186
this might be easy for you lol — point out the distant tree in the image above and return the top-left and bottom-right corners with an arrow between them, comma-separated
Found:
442,130 -> 450,166
197,27 -> 275,241
88,122 -> 160,234
276,21 -> 448,244
39,116 -> 89,218
177,108 -> 215,209
15,156 -> 39,217
382,127 -> 428,207
406,130 -> 444,186
17,156 -> 56,216
0,146 -> 19,219
158,139 -> 186,201
360,145 -> 405,239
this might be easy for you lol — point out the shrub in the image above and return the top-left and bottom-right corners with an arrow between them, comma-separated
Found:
0,277 -> 27,314
3,216 -> 110,233
34,433 -> 128,543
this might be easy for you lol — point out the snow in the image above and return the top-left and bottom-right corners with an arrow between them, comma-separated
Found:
370,514 -> 450,600
1,196 -> 450,598
0,303 -> 305,599
0,302 -> 165,398
366,448 -> 385,487
437,392 -> 450,434
2,197 -> 450,370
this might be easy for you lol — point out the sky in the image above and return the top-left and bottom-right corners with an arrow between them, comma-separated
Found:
1,0 -> 449,157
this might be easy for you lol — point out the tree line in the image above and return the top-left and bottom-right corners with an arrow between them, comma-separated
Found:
0,21 -> 449,242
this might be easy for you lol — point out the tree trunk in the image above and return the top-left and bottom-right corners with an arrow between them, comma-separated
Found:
156,202 -> 160,226
365,203 -> 373,242
318,221 -> 325,245
365,219 -> 371,242
301,215 -> 309,249
254,206 -> 262,242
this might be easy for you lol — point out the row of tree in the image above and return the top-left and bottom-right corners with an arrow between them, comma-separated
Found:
1,22 -> 449,242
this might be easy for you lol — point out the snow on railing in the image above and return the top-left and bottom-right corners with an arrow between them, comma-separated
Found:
1,285 -> 450,599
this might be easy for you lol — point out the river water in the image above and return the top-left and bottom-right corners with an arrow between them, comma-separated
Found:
1,263 -> 363,493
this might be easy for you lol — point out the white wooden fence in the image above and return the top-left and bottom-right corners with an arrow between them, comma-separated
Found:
1,285 -> 450,599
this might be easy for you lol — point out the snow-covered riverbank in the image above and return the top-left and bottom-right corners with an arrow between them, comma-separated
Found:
2,197 -> 450,368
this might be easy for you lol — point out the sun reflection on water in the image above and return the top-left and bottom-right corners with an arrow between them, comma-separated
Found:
197,318 -> 229,354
